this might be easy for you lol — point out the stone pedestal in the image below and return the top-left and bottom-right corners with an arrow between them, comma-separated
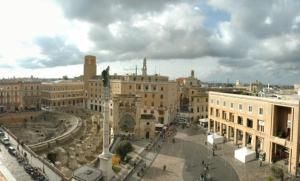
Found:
78,151 -> 86,163
68,155 -> 77,170
98,153 -> 113,181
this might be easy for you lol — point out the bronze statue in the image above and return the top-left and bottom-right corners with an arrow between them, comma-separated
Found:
102,66 -> 110,87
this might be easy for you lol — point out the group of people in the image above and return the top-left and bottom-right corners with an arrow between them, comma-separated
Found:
198,160 -> 210,181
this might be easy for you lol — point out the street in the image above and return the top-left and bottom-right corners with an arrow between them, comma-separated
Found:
0,143 -> 33,181
142,126 -> 239,181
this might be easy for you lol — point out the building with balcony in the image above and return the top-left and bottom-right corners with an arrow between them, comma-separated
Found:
177,70 -> 208,124
208,91 -> 300,175
0,79 -> 41,112
83,56 -> 179,125
41,80 -> 84,109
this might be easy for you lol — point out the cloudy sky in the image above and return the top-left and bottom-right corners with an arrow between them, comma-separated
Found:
0,0 -> 300,84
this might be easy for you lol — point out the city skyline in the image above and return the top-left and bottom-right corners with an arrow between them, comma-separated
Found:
0,0 -> 300,84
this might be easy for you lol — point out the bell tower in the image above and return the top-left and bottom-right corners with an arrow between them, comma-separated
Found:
142,57 -> 147,76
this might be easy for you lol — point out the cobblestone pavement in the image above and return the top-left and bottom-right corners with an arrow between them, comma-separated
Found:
0,143 -> 33,181
142,126 -> 239,181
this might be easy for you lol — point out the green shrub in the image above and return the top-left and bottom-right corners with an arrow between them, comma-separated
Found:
116,140 -> 134,161
271,166 -> 284,179
112,165 -> 121,173
267,176 -> 273,181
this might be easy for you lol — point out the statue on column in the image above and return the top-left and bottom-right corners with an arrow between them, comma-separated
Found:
101,66 -> 110,88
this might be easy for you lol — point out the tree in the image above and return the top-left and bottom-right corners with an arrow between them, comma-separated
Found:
271,166 -> 284,181
115,140 -> 134,161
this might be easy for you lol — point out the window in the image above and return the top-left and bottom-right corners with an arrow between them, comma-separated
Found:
216,109 -> 220,117
206,98 -> 208,102
160,94 -> 163,99
239,104 -> 243,110
257,120 -> 264,132
248,106 -> 252,112
223,101 -> 226,107
152,85 -> 157,90
161,86 -> 164,91
197,107 -> 199,113
217,100 -> 219,105
231,103 -> 234,108
259,108 -> 263,115
145,94 -> 147,98
151,102 -> 154,106
238,116 -> 243,125
210,107 -> 213,115
210,99 -> 213,104
247,119 -> 253,128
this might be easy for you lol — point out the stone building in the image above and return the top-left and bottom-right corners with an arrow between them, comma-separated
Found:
110,94 -> 156,139
83,56 -> 178,125
177,70 -> 208,123
249,80 -> 263,93
208,91 -> 300,175
0,79 -> 41,112
41,80 -> 84,109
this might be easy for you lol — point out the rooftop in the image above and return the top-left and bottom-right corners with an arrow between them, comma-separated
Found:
209,91 -> 300,106
73,166 -> 103,181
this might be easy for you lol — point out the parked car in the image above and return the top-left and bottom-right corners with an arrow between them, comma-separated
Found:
1,137 -> 10,146
0,130 -> 5,137
8,146 -> 17,156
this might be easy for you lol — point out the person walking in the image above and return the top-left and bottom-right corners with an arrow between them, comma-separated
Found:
259,160 -> 262,167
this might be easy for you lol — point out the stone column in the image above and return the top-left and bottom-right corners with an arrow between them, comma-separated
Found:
98,86 -> 113,181
243,131 -> 247,147
233,128 -> 238,145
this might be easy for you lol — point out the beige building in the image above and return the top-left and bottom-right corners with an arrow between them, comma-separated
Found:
110,94 -> 155,139
83,56 -> 178,125
177,70 -> 208,123
249,80 -> 263,93
0,79 -> 41,112
208,91 -> 300,175
110,75 -> 178,124
41,80 -> 84,109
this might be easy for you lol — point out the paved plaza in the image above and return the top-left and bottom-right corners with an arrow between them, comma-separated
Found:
142,126 -> 239,181
140,125 -> 299,181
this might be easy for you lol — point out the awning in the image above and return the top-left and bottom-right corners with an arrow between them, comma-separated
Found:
234,147 -> 256,163
207,133 -> 224,144
199,118 -> 208,123
155,123 -> 164,128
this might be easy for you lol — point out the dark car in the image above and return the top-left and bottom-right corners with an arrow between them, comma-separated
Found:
8,146 -> 17,156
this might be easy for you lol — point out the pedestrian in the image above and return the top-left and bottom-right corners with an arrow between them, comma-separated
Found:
200,174 -> 204,181
259,160 -> 262,167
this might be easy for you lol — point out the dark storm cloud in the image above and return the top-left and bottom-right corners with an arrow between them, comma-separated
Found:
20,0 -> 300,83
58,0 -> 182,25
20,36 -> 83,68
